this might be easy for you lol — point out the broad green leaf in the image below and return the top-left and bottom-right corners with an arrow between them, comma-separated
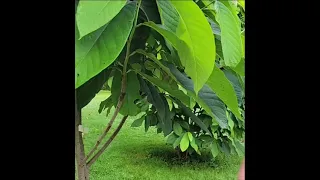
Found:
98,96 -> 112,114
174,99 -> 212,136
111,71 -> 141,116
75,3 -> 136,88
210,141 -> 220,158
139,77 -> 172,136
173,135 -> 183,148
220,141 -> 231,155
187,132 -> 194,142
166,63 -> 228,129
135,71 -> 190,106
223,69 -> 244,106
131,115 -> 146,127
76,0 -> 127,38
169,0 -> 216,93
166,133 -> 179,144
234,140 -> 245,156
156,0 -> 179,33
190,138 -> 201,155
173,122 -> 183,136
76,68 -> 111,109
147,113 -> 158,126
180,133 -> 189,152
231,57 -> 245,76
206,66 -> 242,120
214,1 -> 243,67
177,121 -> 189,130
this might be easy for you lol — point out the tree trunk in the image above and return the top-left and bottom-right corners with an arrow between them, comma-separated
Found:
75,92 -> 89,180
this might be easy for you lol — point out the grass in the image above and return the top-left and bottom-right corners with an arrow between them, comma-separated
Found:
80,90 -> 243,180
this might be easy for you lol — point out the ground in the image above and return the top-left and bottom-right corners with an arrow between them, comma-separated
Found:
81,90 -> 243,180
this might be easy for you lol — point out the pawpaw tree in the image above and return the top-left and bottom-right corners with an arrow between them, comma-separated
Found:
75,0 -> 245,179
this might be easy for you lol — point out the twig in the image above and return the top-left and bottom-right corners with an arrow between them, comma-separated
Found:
86,115 -> 128,167
84,0 -> 142,162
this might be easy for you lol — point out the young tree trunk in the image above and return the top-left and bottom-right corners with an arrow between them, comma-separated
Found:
75,92 -> 89,180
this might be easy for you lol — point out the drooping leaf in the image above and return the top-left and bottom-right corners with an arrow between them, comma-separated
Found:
167,0 -> 216,93
223,69 -> 244,106
135,71 -> 190,106
173,135 -> 183,148
190,137 -> 201,155
231,58 -> 245,76
76,68 -> 111,109
234,139 -> 245,156
75,3 -> 136,88
180,133 -> 189,152
131,115 -> 146,127
98,95 -> 113,114
206,66 -> 242,120
166,63 -> 228,129
210,141 -> 220,158
208,18 -> 221,36
214,1 -> 243,67
76,0 -> 127,38
111,70 -> 141,116
173,122 -> 183,136
166,133 -> 179,144
177,121 -> 189,130
187,132 -> 194,142
174,99 -> 212,136
147,113 -> 158,126
138,77 -> 172,136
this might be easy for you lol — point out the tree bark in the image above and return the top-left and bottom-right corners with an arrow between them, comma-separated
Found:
75,91 -> 89,180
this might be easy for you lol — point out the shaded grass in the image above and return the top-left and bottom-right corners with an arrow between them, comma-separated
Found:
81,90 -> 243,180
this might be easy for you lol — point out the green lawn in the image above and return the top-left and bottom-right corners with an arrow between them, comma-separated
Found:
81,90 -> 243,180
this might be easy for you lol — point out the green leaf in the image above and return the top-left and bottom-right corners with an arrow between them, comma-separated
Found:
210,141 -> 220,158
223,69 -> 244,106
173,122 -> 183,136
75,3 -> 136,88
177,121 -> 189,130
156,0 -> 179,33
187,132 -> 194,142
76,68 -> 111,109
147,113 -> 158,126
174,99 -> 212,136
131,115 -> 146,127
166,63 -> 228,129
180,133 -> 190,152
166,133 -> 179,145
135,71 -> 190,106
190,138 -> 201,155
98,96 -> 113,114
214,1 -> 243,67
206,66 -> 242,120
76,0 -> 127,38
169,0 -> 216,93
234,139 -> 245,156
173,135 -> 183,148
138,77 -> 172,136
111,71 -> 141,116
231,58 -> 245,76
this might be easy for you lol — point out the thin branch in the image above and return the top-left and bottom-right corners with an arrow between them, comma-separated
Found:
87,115 -> 128,167
84,0 -> 142,162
